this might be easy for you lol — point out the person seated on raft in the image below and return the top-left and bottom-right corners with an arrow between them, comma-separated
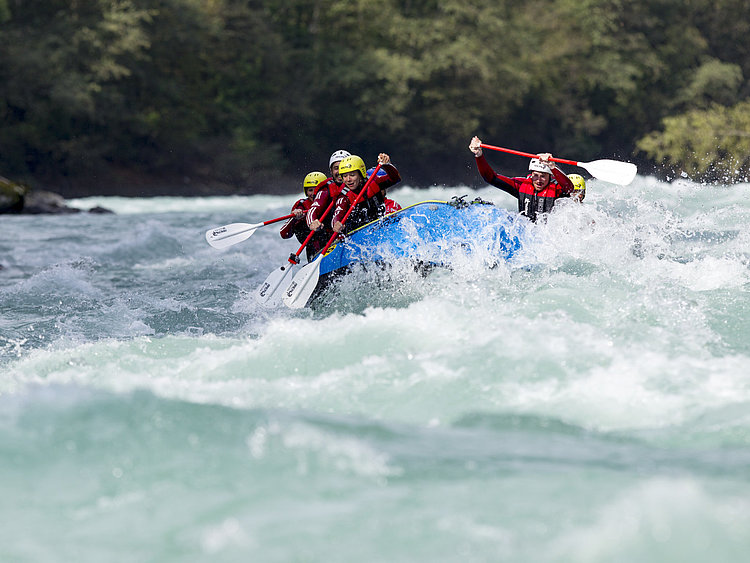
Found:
468,135 -> 574,222
306,149 -> 352,235
331,153 -> 401,234
280,171 -> 327,261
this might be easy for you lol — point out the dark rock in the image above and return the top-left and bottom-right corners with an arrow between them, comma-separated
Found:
2,176 -> 115,214
88,205 -> 115,214
22,190 -> 82,214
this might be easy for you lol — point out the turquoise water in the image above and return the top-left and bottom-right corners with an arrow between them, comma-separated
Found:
2,178 -> 750,561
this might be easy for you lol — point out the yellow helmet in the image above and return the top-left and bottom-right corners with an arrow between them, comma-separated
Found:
337,155 -> 367,179
569,174 -> 586,191
303,171 -> 327,192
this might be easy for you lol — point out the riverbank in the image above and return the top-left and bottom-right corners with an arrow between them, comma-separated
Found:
25,166 -> 306,199
1,176 -> 113,215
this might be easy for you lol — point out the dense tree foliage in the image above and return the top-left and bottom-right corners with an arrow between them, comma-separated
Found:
0,0 -> 748,194
638,100 -> 750,181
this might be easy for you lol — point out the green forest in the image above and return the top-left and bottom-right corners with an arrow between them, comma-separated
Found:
1,0 -> 749,196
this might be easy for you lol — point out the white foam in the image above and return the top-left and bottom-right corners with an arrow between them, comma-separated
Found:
550,479 -> 750,561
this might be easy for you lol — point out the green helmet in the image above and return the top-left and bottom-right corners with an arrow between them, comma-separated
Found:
337,155 -> 367,179
303,171 -> 327,193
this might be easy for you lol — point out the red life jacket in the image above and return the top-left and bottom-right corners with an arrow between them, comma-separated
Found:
332,186 -> 385,231
306,179 -> 343,228
474,154 -> 574,221
281,197 -> 328,261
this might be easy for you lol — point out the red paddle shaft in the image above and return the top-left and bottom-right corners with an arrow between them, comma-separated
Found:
287,199 -> 337,264
480,143 -> 579,166
263,213 -> 295,226
318,163 -> 383,256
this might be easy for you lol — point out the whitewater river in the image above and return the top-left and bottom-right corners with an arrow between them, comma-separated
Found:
2,177 -> 750,561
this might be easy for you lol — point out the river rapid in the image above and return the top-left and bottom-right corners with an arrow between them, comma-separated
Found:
2,176 -> 750,561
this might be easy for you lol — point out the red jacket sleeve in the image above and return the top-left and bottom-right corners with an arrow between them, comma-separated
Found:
552,168 -> 574,196
306,189 -> 329,227
368,163 -> 401,197
475,155 -> 521,197
280,199 -> 308,239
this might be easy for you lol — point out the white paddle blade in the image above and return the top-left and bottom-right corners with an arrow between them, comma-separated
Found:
282,258 -> 322,309
205,222 -> 260,249
579,159 -> 638,186
254,263 -> 297,306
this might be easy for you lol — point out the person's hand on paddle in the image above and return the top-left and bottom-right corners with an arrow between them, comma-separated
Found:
293,208 -> 304,219
309,218 -> 323,231
537,153 -> 557,171
469,136 -> 483,157
332,220 -> 344,233
377,153 -> 391,166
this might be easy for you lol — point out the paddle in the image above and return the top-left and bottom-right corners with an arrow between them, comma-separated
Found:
282,164 -> 383,309
253,199 -> 337,305
205,213 -> 295,249
479,143 -> 638,185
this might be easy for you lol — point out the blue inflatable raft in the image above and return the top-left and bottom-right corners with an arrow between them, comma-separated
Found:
316,197 -> 528,279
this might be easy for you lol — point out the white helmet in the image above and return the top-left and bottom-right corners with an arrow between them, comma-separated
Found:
529,158 -> 553,174
329,150 -> 351,168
